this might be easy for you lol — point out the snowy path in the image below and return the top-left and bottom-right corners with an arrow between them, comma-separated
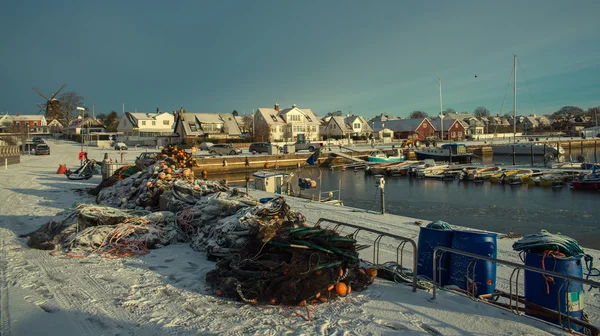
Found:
0,139 -> 596,335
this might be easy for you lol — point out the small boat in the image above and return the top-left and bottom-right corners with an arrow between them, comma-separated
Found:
506,169 -> 535,185
413,144 -> 472,163
528,173 -> 576,187
570,168 -> 600,190
465,166 -> 503,182
366,150 -> 405,163
490,170 -> 517,184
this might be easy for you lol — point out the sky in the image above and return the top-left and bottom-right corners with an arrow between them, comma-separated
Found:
1,0 -> 599,119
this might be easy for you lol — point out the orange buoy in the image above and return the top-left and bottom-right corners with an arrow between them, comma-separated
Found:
366,268 -> 378,278
56,164 -> 67,174
335,282 -> 349,296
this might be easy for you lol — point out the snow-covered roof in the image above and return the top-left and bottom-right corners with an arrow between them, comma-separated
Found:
373,118 -> 429,132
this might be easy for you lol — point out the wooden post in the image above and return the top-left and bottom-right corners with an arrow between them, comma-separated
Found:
531,144 -> 534,167
512,145 -> 516,165
581,140 -> 584,155
595,141 -> 597,163
543,143 -> 547,167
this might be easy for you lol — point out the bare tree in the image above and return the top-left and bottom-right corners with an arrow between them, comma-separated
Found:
473,106 -> 490,118
409,111 -> 428,119
57,91 -> 86,125
443,108 -> 456,115
254,123 -> 270,142
103,111 -> 120,132
240,115 -> 254,134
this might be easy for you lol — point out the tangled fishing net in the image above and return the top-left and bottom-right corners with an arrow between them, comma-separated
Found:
26,157 -> 377,304
21,205 -> 184,257
204,197 -> 376,306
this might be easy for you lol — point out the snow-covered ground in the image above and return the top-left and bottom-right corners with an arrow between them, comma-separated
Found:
0,139 -> 598,336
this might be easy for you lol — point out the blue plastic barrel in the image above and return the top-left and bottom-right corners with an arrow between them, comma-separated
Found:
448,230 -> 497,296
524,253 -> 584,331
259,197 -> 274,204
417,227 -> 454,286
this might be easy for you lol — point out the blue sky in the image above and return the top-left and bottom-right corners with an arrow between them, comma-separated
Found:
1,0 -> 599,118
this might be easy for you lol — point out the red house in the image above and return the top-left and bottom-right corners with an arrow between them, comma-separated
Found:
372,118 -> 435,140
430,118 -> 467,141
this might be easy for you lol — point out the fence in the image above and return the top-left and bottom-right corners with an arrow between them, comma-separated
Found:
315,218 -> 418,292
0,145 -> 20,166
432,246 -> 600,334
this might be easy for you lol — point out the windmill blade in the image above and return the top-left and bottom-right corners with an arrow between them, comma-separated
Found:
50,84 -> 66,100
37,102 -> 49,114
32,87 -> 50,101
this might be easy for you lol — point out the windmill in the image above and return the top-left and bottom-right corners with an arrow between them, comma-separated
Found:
33,84 -> 66,120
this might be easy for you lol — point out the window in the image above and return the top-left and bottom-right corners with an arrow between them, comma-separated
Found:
279,126 -> 283,133
353,123 -> 361,129
451,132 -> 456,137
289,115 -> 301,122
270,115 -> 278,122
141,121 -> 146,126
34,122 -> 38,126
312,126 -> 316,132
423,123 -> 428,128
189,123 -> 197,132
306,115 -> 312,122
152,121 -> 156,125
458,132 -> 463,137
163,120 -> 170,125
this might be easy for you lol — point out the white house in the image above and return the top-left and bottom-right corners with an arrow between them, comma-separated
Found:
117,111 -> 175,146
254,104 -> 321,142
173,110 -> 242,144
321,115 -> 373,139
0,113 -> 13,132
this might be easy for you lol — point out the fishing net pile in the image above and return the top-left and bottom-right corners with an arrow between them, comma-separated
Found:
161,144 -> 199,168
96,161 -> 227,210
512,230 -> 586,257
22,205 -> 184,257
26,156 -> 378,305
205,197 -> 376,305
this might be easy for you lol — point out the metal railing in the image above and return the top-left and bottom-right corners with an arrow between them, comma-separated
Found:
316,218 -> 418,292
432,246 -> 600,333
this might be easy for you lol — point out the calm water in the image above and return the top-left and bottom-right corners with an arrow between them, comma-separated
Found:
308,148 -> 599,249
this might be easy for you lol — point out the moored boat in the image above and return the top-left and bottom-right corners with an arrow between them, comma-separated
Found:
570,169 -> 600,190
413,144 -> 472,163
366,150 -> 405,164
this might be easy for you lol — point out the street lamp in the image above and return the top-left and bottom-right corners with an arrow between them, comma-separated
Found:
77,107 -> 85,165
439,114 -> 445,141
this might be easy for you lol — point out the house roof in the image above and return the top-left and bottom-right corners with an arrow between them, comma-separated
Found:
67,117 -> 104,129
13,115 -> 45,121
331,116 -> 353,133
194,113 -> 224,124
256,106 -> 321,126
430,118 -> 464,130
344,116 -> 373,132
372,118 -> 430,132
220,114 -> 241,135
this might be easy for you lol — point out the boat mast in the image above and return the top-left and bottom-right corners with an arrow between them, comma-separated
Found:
513,54 -> 517,143
439,77 -> 443,140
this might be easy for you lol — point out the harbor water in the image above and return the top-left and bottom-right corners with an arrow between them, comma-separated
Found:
307,147 -> 599,249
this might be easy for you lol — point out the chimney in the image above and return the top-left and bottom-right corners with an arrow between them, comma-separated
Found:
274,103 -> 279,111
346,114 -> 350,118
292,104 -> 297,109
17,112 -> 20,116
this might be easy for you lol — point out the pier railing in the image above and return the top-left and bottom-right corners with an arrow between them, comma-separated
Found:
315,218 -> 418,292
432,246 -> 600,334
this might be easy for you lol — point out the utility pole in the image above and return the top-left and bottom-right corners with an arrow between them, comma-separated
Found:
513,54 -> 517,143
438,77 -> 443,141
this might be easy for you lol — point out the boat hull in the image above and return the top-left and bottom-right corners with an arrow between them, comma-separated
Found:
367,157 -> 405,163
414,152 -> 472,163
570,181 -> 600,190
491,144 -> 563,156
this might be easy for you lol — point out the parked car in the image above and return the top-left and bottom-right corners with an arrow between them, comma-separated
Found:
199,142 -> 214,151
32,136 -> 44,144
135,152 -> 162,167
35,144 -> 50,155
249,142 -> 270,154
114,142 -> 128,150
208,144 -> 242,155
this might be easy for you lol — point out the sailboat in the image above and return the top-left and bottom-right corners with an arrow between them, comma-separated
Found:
490,55 -> 564,157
